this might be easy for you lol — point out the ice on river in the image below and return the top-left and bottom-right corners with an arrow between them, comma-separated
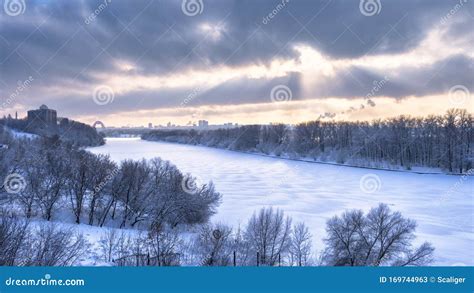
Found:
88,138 -> 474,266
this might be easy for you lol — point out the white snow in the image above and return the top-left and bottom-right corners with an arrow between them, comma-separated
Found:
88,137 -> 474,266
7,128 -> 38,139
29,219 -> 142,266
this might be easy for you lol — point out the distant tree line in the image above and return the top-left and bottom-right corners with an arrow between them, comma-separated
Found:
143,109 -> 473,173
0,117 -> 104,147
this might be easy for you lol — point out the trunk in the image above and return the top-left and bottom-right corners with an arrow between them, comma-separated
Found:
75,197 -> 82,224
99,199 -> 115,227
46,209 -> 52,221
88,198 -> 96,225
111,200 -> 118,220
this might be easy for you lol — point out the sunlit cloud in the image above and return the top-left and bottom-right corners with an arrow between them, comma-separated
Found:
198,22 -> 227,41
77,93 -> 472,127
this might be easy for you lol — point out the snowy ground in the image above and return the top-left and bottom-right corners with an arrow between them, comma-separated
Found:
6,127 -> 38,140
88,137 -> 474,266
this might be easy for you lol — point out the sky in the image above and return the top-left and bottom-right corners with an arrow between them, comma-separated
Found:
0,0 -> 473,127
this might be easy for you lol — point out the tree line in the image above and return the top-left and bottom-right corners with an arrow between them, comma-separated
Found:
143,109 -> 473,173
0,128 -> 221,229
1,204 -> 434,267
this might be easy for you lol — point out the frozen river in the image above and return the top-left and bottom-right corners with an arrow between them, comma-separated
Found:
89,137 -> 473,266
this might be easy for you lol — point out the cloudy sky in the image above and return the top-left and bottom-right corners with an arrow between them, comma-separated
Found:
0,0 -> 473,127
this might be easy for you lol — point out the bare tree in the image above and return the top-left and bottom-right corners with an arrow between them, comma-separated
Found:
0,212 -> 29,266
24,223 -> 88,266
245,207 -> 292,266
26,146 -> 69,221
289,222 -> 312,266
194,223 -> 233,266
323,203 -> 435,266
87,154 -> 117,225
146,225 -> 181,266
117,160 -> 151,228
65,151 -> 94,224
99,229 -> 119,263
148,158 -> 221,229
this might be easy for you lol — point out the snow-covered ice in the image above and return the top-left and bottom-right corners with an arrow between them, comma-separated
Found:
88,137 -> 474,266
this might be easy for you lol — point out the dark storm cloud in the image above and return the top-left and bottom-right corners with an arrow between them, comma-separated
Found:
42,72 -> 302,118
0,0 -> 473,116
319,54 -> 474,99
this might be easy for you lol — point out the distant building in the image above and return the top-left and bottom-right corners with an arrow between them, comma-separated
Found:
27,104 -> 57,125
148,123 -> 153,129
198,120 -> 209,128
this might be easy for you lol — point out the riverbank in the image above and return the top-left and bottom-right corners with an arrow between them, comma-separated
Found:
140,137 -> 463,176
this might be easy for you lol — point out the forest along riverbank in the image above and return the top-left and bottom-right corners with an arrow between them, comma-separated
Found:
88,138 -> 474,266
141,111 -> 473,175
